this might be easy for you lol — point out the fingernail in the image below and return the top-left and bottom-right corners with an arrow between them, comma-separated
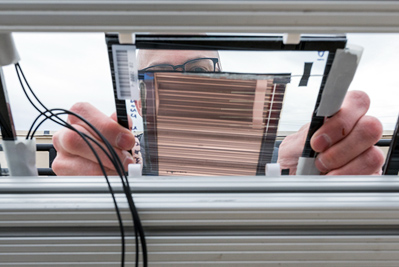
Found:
116,133 -> 134,150
312,134 -> 331,152
315,156 -> 329,173
122,150 -> 134,167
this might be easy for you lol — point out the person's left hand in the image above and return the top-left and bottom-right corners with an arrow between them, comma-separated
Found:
278,90 -> 385,175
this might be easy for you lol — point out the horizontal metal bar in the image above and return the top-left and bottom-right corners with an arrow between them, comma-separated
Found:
2,176 -> 399,193
4,192 -> 399,229
2,176 -> 399,265
0,1 -> 398,33
0,143 -> 54,151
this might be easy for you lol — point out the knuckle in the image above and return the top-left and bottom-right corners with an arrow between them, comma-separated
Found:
364,146 -> 385,171
68,102 -> 92,124
52,131 -> 61,150
100,117 -> 117,133
330,116 -> 352,138
69,102 -> 91,114
319,151 -> 336,170
51,156 -> 67,175
348,90 -> 370,110
278,131 -> 306,163
62,129 -> 86,153
358,116 -> 383,144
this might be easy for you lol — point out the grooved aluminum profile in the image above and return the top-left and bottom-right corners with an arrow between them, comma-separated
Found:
0,1 -> 398,33
2,176 -> 399,266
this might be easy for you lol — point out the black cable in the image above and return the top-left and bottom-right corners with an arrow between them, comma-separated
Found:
16,63 -> 147,266
16,64 -> 129,266
28,107 -> 144,266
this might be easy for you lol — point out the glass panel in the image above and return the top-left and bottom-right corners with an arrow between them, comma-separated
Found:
128,49 -> 329,176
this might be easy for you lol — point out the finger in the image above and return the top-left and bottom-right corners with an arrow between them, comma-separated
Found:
311,91 -> 370,152
110,112 -> 133,130
52,153 -> 118,176
67,102 -> 135,151
314,115 -> 382,172
53,123 -> 135,171
277,123 -> 309,175
326,146 -> 385,175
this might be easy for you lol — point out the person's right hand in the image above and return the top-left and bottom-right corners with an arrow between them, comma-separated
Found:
52,102 -> 140,175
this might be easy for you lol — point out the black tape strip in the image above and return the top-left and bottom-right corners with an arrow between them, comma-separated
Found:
299,62 -> 313,87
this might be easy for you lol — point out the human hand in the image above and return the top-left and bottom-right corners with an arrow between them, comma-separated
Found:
52,102 -> 142,175
278,90 -> 384,175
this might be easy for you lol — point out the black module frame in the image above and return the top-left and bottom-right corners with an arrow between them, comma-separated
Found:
105,33 -> 347,176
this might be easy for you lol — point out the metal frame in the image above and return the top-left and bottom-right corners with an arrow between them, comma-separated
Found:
106,33 -> 346,176
0,0 -> 399,265
0,1 -> 399,33
2,176 -> 399,266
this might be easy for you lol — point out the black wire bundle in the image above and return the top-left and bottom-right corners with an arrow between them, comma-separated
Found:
15,63 -> 147,267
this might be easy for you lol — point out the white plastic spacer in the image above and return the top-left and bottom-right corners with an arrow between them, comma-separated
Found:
265,163 -> 281,177
118,33 -> 136,44
128,163 -> 142,177
283,33 -> 301,45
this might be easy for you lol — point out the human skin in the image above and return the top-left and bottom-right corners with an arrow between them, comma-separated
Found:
278,90 -> 384,175
52,50 -> 384,175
